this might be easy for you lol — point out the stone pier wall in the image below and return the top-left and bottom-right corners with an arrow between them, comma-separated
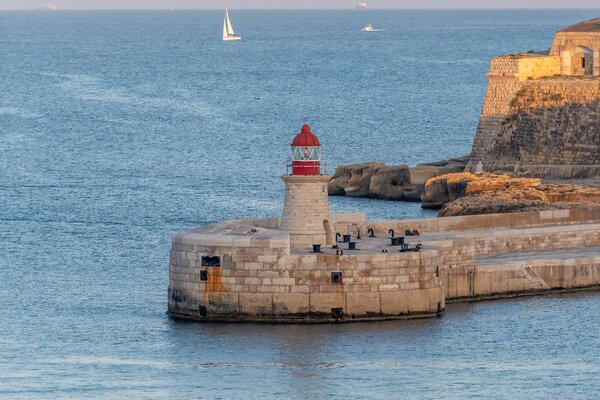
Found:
468,257 -> 600,299
441,223 -> 600,300
334,207 -> 600,237
168,222 -> 444,322
169,208 -> 600,322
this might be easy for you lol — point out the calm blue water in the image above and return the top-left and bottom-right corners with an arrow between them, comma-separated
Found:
1,9 -> 600,398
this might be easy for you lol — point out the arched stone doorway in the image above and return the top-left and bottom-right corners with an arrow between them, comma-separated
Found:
564,46 -> 594,76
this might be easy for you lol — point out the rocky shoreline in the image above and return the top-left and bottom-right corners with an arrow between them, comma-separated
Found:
327,157 -> 468,202
329,161 -> 600,217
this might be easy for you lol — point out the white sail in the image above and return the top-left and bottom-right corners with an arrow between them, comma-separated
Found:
225,8 -> 235,35
222,8 -> 241,41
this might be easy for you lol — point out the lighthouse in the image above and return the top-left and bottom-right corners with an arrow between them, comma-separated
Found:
280,124 -> 332,248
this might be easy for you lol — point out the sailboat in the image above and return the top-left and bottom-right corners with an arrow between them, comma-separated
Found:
223,8 -> 241,41
356,1 -> 367,9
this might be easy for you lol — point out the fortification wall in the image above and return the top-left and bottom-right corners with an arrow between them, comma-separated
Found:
470,55 -> 600,178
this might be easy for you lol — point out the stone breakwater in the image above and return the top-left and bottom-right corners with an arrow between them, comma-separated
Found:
168,215 -> 445,322
168,207 -> 600,323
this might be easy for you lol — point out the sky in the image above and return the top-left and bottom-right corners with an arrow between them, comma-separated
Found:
1,0 -> 600,10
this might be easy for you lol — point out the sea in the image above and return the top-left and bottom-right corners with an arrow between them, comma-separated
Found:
1,9 -> 600,399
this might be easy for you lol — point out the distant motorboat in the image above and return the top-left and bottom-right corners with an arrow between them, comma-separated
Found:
362,24 -> 380,32
223,8 -> 241,41
356,0 -> 367,9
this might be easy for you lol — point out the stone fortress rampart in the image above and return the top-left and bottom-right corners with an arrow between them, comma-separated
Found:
470,17 -> 600,178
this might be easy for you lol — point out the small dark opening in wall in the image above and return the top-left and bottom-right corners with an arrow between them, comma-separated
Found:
200,270 -> 208,281
331,308 -> 344,319
582,57 -> 586,69
201,256 -> 220,267
436,267 -> 439,278
199,305 -> 207,317
331,272 -> 343,284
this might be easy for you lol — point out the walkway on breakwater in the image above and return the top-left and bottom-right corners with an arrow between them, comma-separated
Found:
477,246 -> 600,266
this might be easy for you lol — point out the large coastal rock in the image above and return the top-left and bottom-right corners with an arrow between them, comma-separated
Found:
421,172 -> 542,208
328,162 -> 385,197
423,172 -> 600,217
328,162 -> 420,201
410,156 -> 469,184
438,188 -> 559,217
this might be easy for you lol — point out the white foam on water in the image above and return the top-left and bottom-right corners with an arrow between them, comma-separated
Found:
42,356 -> 174,369
0,107 -> 41,119
55,73 -> 250,129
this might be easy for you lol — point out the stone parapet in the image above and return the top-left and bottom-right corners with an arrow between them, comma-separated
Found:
338,207 -> 600,238
488,55 -> 560,81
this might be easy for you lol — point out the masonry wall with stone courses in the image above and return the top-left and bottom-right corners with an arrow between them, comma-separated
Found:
470,61 -> 600,177
531,257 -> 600,289
168,231 -> 445,321
470,57 -> 524,164
515,56 -> 561,81
424,239 -> 476,299
470,258 -> 600,299
280,175 -> 331,248
168,231 -> 290,319
334,207 -> 600,238
471,223 -> 600,255
550,32 -> 600,76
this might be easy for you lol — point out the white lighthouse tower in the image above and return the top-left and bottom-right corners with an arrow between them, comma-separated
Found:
280,124 -> 332,249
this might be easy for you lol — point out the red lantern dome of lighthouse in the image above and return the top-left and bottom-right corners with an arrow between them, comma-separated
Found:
291,124 -> 321,175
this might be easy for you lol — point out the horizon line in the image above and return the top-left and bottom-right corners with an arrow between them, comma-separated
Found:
3,7 -> 600,11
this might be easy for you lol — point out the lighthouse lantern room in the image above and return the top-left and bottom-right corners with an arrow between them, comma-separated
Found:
291,124 -> 321,175
281,124 -> 332,248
